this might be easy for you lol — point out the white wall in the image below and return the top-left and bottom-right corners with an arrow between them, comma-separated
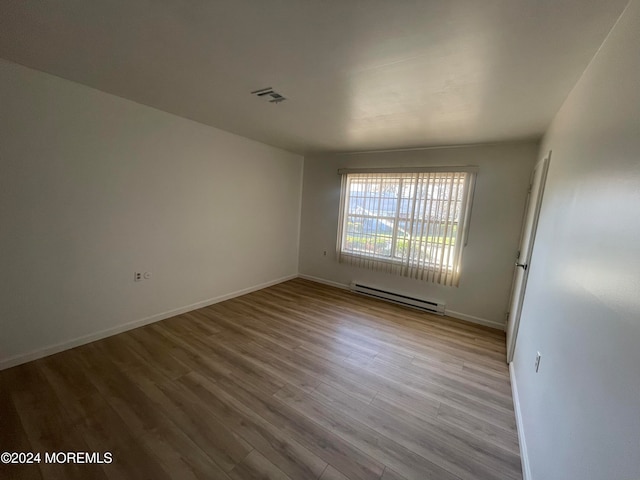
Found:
299,143 -> 539,328
513,1 -> 640,479
0,60 -> 303,368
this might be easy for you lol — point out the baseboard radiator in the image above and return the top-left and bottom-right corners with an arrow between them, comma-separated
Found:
350,282 -> 445,315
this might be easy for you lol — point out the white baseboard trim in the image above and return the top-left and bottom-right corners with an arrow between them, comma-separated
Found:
0,274 -> 298,371
298,274 -> 504,331
445,309 -> 506,331
510,362 -> 532,480
297,274 -> 350,290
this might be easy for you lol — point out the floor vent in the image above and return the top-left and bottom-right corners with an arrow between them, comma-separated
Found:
350,282 -> 445,315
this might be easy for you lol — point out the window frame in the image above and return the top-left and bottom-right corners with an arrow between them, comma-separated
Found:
336,166 -> 477,286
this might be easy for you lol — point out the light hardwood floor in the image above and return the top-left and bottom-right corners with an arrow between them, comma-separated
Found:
0,278 -> 521,480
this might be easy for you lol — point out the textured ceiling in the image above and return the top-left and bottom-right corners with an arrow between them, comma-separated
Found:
0,0 -> 629,154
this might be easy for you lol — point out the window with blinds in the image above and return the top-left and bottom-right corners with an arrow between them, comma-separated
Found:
336,168 -> 476,286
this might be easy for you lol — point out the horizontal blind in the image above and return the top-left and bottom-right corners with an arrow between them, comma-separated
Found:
336,169 -> 475,286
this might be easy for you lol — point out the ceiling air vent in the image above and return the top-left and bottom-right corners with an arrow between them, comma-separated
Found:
251,87 -> 286,104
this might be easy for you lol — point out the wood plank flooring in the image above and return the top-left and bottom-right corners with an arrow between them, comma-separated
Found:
0,278 -> 521,480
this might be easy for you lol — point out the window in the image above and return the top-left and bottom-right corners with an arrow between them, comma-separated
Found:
336,167 -> 476,286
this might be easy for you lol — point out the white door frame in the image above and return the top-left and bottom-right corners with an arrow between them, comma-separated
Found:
506,151 -> 551,363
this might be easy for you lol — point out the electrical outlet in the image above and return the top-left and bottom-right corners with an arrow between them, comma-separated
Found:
323,250 -> 327,256
143,272 -> 152,279
134,272 -> 142,282
535,352 -> 541,372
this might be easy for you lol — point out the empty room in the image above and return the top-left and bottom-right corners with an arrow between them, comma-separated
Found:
1,1 -> 638,480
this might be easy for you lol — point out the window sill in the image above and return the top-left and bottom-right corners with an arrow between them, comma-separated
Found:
339,251 -> 454,272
